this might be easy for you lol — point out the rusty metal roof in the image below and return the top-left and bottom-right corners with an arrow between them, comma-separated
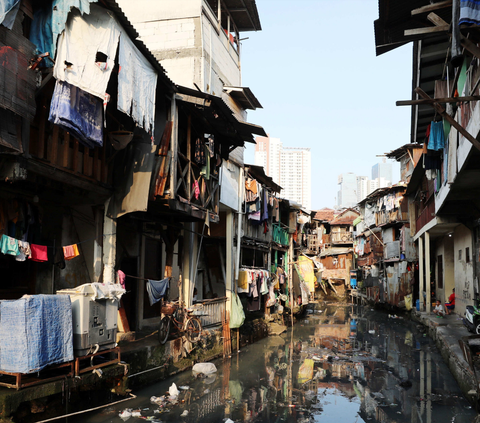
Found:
313,208 -> 335,222
329,209 -> 360,226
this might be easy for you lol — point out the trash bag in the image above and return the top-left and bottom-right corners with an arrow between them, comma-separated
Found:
192,362 -> 217,375
169,383 -> 179,398
230,292 -> 245,329
405,293 -> 413,311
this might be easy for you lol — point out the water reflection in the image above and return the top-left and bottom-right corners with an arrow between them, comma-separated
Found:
71,303 -> 477,423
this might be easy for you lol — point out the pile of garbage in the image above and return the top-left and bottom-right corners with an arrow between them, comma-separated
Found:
118,363 -> 218,421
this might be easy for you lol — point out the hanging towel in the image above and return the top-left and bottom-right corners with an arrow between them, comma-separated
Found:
63,244 -> 80,260
427,121 -> 445,151
146,278 -> 170,306
0,234 -> 19,256
30,244 -> 48,262
460,0 -> 480,25
193,179 -> 200,200
238,270 -> 249,293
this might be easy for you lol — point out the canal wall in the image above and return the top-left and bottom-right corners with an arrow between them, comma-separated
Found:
0,318 -> 272,421
411,311 -> 478,407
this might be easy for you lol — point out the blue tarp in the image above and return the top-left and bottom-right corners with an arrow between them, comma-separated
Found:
0,295 -> 73,374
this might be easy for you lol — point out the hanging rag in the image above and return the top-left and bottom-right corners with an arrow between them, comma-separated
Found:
195,138 -> 206,165
30,244 -> 48,262
460,0 -> 480,25
118,32 -> 157,134
49,80 -> 103,148
146,278 -> 169,306
193,179 -> 200,200
15,240 -> 31,262
117,270 -> 126,289
63,244 -> 80,260
53,4 -> 121,99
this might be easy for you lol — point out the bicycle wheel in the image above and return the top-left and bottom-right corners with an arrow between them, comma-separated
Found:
158,316 -> 171,344
184,317 -> 202,343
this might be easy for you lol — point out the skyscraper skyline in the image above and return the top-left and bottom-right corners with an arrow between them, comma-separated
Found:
254,135 -> 311,210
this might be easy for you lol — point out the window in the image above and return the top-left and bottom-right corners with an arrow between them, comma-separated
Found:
437,255 -> 443,289
459,249 -> 462,260
466,247 -> 470,263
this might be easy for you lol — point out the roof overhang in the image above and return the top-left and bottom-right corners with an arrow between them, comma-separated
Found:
245,164 -> 282,193
175,86 -> 266,148
222,0 -> 261,32
223,86 -> 262,110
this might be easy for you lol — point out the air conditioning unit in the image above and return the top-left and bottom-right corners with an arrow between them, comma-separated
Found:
57,283 -> 125,356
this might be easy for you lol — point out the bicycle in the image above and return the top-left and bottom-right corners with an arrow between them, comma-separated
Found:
158,301 -> 203,344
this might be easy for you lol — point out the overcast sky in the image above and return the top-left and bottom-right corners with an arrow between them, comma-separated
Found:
240,0 -> 413,210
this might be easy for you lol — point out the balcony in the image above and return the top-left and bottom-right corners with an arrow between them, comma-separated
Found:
416,197 -> 435,233
330,232 -> 353,244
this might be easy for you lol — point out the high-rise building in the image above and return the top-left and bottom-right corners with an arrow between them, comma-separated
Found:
337,173 -> 357,208
372,159 -> 392,186
254,135 -> 311,210
356,176 -> 369,203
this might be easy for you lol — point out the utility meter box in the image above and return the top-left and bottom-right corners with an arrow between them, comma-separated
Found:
57,283 -> 125,356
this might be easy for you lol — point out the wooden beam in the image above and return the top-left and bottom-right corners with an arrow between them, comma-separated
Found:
396,95 -> 480,106
404,25 -> 449,36
175,93 -> 211,108
411,0 -> 452,16
460,36 -> 480,61
415,87 -> 480,151
427,12 -> 449,27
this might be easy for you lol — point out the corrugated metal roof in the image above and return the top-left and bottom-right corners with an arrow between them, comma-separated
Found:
313,208 -> 335,222
245,164 -> 282,193
329,209 -> 360,226
103,0 -> 175,92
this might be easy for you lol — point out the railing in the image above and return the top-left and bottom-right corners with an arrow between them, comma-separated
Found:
416,197 -> 435,233
330,232 -> 353,243
195,296 -> 227,328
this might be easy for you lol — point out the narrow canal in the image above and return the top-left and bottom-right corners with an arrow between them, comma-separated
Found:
68,302 -> 477,423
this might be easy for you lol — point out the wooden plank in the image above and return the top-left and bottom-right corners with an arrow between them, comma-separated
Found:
174,93 -> 212,108
62,131 -> 70,168
396,95 -> 480,106
72,139 -> 79,172
415,87 -> 480,151
404,25 -> 449,36
158,121 -> 173,156
411,0 -> 452,16
101,145 -> 107,183
37,98 -> 47,158
426,12 -> 449,27
118,303 -> 130,333
93,146 -> 99,180
461,36 -> 480,61
49,125 -> 59,165
187,115 -> 192,200
155,151 -> 172,198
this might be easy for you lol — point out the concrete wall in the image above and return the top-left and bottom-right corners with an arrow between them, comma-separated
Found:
434,235 -> 455,305
454,224 -> 474,316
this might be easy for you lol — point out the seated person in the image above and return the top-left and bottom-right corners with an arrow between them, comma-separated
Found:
445,288 -> 455,315
433,300 -> 445,317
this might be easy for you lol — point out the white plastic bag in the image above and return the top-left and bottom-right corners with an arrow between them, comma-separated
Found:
169,382 -> 179,398
192,362 -> 217,375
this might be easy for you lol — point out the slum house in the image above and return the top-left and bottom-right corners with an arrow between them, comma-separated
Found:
0,0 -> 178,305
116,0 -> 266,329
238,165 -> 287,319
317,208 -> 359,297
374,0 -> 480,315
355,185 -> 414,307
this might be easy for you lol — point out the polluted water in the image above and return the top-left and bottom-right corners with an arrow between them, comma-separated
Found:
67,302 -> 478,423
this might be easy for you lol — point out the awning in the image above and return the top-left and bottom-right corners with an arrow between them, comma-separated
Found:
223,86 -> 262,110
175,85 -> 266,146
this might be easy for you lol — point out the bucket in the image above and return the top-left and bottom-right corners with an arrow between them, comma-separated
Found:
416,299 -> 420,311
